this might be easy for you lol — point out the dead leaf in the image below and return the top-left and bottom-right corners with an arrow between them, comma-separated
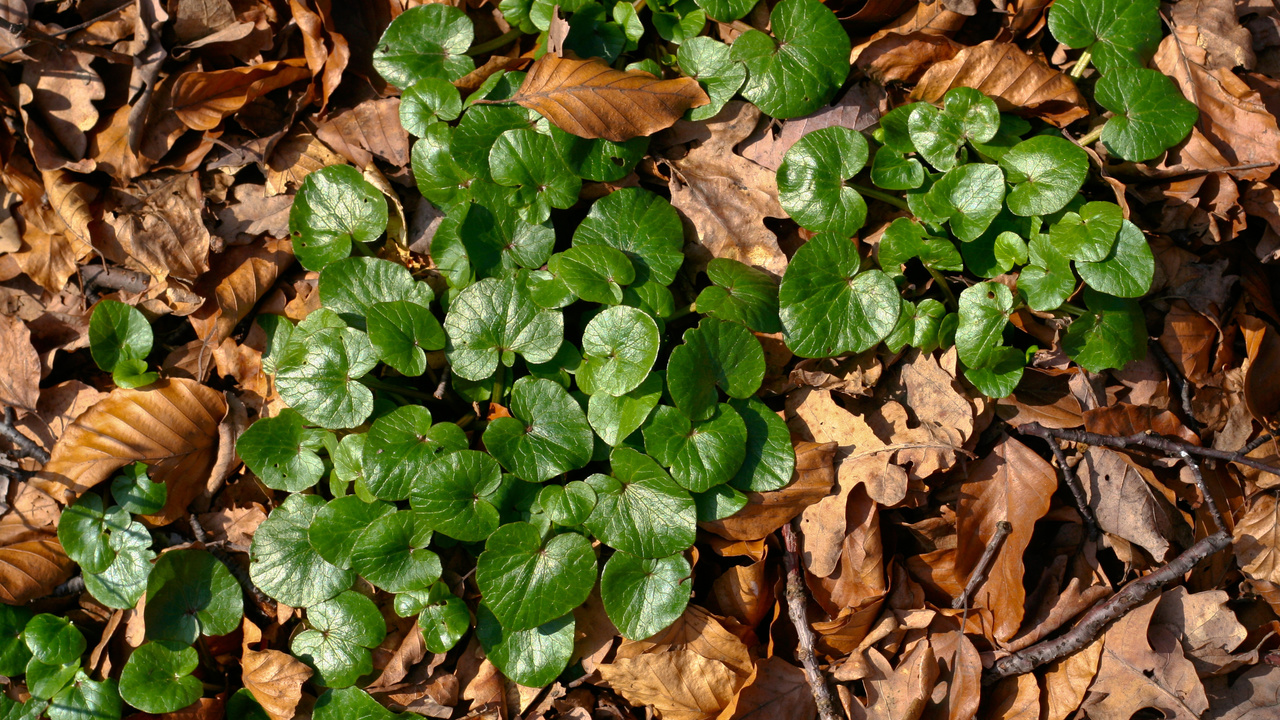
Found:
170,58 -> 312,131
189,237 -> 295,347
314,97 -> 410,169
1241,315 -> 1280,426
1235,492 -> 1280,584
987,673 -> 1040,720
1205,663 -> 1280,719
1043,637 -> 1103,720
1082,403 -> 1201,444
1169,0 -> 1255,71
1081,447 -> 1176,561
242,645 -> 312,720
1153,586 -> 1250,676
264,129 -> 347,195
213,184 -> 294,243
731,657 -> 816,720
808,485 -> 886,612
12,170 -> 98,293
19,44 -> 105,164
0,313 -> 39,411
1161,300 -> 1219,385
102,174 -> 211,282
512,56 -> 708,142
702,440 -> 836,542
844,640 -> 937,720
0,484 -> 76,604
713,555 -> 773,628
854,33 -> 963,85
197,504 -> 267,552
739,82 -> 886,171
921,630 -> 980,720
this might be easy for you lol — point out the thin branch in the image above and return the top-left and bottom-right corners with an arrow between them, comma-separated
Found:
953,521 -> 1012,610
1043,436 -> 1101,540
1241,431 -> 1275,456
1,407 -> 49,464
1018,422 -> 1280,478
1148,341 -> 1202,434
81,265 -> 150,294
782,522 -> 843,720
0,1 -> 132,62
52,575 -> 85,597
188,516 -> 275,625
1178,451 -> 1226,534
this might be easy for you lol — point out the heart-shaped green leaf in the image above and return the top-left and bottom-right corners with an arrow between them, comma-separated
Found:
351,511 -> 441,594
885,298 -> 947,354
1019,236 -> 1076,312
1063,289 -> 1147,372
1096,68 -> 1198,163
877,217 -> 964,275
778,127 -> 869,236
89,300 -> 151,374
963,345 -> 1025,398
677,37 -> 747,121
585,448 -> 697,558
145,549 -> 243,644
236,408 -> 326,492
524,268 -> 577,310
908,88 -> 1000,171
644,404 -> 748,492
275,326 -> 376,430
694,0 -> 756,21
971,113 -> 1034,161
1047,0 -> 1160,74
1075,219 -> 1154,297
309,495 -> 396,570
877,103 -> 922,153
82,521 -> 154,610
548,126 -> 649,183
292,591 -> 386,688
489,129 -> 582,224
925,163 -> 1006,241
438,183 -> 556,283
601,551 -> 691,640
694,484 -> 749,522
730,0 -> 850,118
870,147 -> 926,191
588,372 -> 663,447
729,397 -> 795,492
667,318 -> 765,421
547,246 -> 636,306
48,671 -> 121,720
118,641 -> 201,714
110,463 -> 166,516
695,258 -> 781,334
0,606 -> 32,677
574,188 -> 684,286
250,493 -> 354,608
319,257 -> 433,328
536,482 -> 598,526
314,687 -> 415,720
1050,201 -> 1123,262
453,105 -> 537,181
373,3 -> 474,86
779,233 -> 901,358
961,226 -> 1029,279
445,276 -> 564,381
23,615 -> 84,667
410,450 -> 504,542
57,493 -> 128,574
477,523 -> 597,632
956,281 -> 1013,370
362,406 -> 468,501
578,306 -> 660,397
1000,136 -> 1088,217
401,77 -> 463,136
290,165 -> 388,271
394,581 -> 470,654
476,607 -> 573,688
484,377 -> 594,482
412,123 -> 474,209
367,300 -> 445,377
26,658 -> 79,700
332,433 -> 366,490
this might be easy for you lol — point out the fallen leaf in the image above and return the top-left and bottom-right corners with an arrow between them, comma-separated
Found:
170,58 -> 312,131
921,630 -> 980,720
103,174 -> 211,282
854,33 -> 963,85
11,170 -> 98,293
242,646 -> 312,720
513,56 -> 709,142
289,0 -> 349,109
213,184 -> 294,243
3,380 -> 105,454
731,657 -> 816,720
1205,663 -> 1280,719
1160,300 -> 1219,385
1152,586 -> 1250,676
987,673 -> 1040,720
844,640 -> 937,720
1082,403 -> 1201,444
1042,637 -> 1103,720
808,485 -> 886,613
19,44 -> 105,164
813,596 -> 885,658
1081,447 -> 1176,561
314,97 -> 410,169
1169,0 -> 1255,71
713,555 -> 773,628
264,129 -> 347,195
196,504 -> 267,552
702,440 -> 836,542
0,484 -> 76,604
1235,492 -> 1280,584
0,313 -> 39,411
1242,315 -> 1280,426
740,82 -> 886,171
189,237 -> 295,347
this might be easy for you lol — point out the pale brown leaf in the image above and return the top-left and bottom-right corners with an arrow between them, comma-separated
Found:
189,236 -> 295,347
315,97 -> 410,169
0,313 -> 39,411
171,0 -> 238,44
265,129 -> 347,195
1153,586 -> 1250,676
987,673 -> 1040,720
731,657 -> 816,720
1081,447 -> 1176,561
845,641 -> 938,720
170,58 -> 311,131
921,630 -> 980,720
1169,0 -> 1255,71
19,45 -> 106,163
1234,492 -> 1280,584
513,56 -> 708,142
103,174 -> 211,282
242,646 -> 312,720
0,484 -> 76,604
1042,637 -> 1103,720
11,170 -> 97,293
1205,663 -> 1280,719
854,33 -> 963,85
213,184 -> 294,243
712,555 -> 773,628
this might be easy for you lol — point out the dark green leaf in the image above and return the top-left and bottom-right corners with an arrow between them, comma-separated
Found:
373,4 -> 474,86
118,641 -> 201,714
1049,201 -> 1123,262
574,188 -> 685,286
1047,0 -> 1160,73
250,494 -> 354,607
666,318 -> 765,421
885,298 -> 947,354
22,615 -> 85,666
478,523 -> 596,632
319,257 -> 432,327
578,306 -> 660,397
290,165 -> 388,271
778,127 -> 869,236
489,129 -> 582,224
1000,136 -> 1088,216
694,0 -> 755,21
0,605 -> 32,677
410,450 -> 504,542
82,522 -> 154,610
367,301 -> 445,377
292,591 -> 385,688
57,493 -> 128,574
236,409 -> 325,492
729,0 -> 851,118
484,377 -> 594,483
677,37 -> 747,121
26,659 -> 79,700
693,483 -> 749,521
394,582 -> 470,654
869,147 -> 925,191
585,448 -> 697,558
314,687 -> 415,720
411,123 -> 474,209
536,482 -> 598,526
453,105 -> 536,181
1096,68 -> 1198,162
877,217 -> 963,274
110,463 -> 165,516
963,345 -> 1025,398
145,549 -> 243,644
48,671 -> 121,720
956,282 -> 1013,370
401,78 -> 463,136
351,511 -> 441,594
476,607 -> 573,688
1019,236 -> 1076,312
547,246 -> 635,306
1075,219 -> 1154,297
362,405 -> 468,501
444,276 -> 564,381
643,404 -> 748,493
908,88 -> 999,171
600,551 -> 691,640
89,300 -> 151,374
276,326 -> 376,430
588,372 -> 663,447
1063,289 -> 1147,372
925,163 -> 1006,241
729,397 -> 795,492
695,258 -> 781,334
309,495 -> 396,570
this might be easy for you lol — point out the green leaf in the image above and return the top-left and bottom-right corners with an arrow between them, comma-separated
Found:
332,433 -> 366,492
653,9 -> 705,45
319,257 -> 433,327
367,301 -> 445,377
48,671 -> 121,720
1047,0 -> 1160,74
1075,219 -> 1154,297
644,404 -> 747,493
276,326 -> 376,430
476,607 -> 573,688
926,163 -> 1006,241
477,523 -> 596,632
778,126 -> 869,236
57,493 -> 128,574
292,591 -> 385,688
877,217 -> 963,275
877,103 -> 922,153
1000,136 -> 1088,216
26,659 -> 79,700
1063,289 -> 1147,372
1019,237 -> 1076,312
401,77 -> 463,136
666,318 -> 765,421
547,246 -> 635,306
23,615 -> 85,666
351,511 -> 441,594
118,641 -> 201,714
290,165 -> 388,272
484,377 -> 594,483
563,4 -> 627,61
82,522 -> 154,610
963,345 -> 1025,398
536,482 -> 597,526
1096,68 -> 1199,162
489,129 -> 582,224
548,127 -> 649,183
111,361 -> 158,389
970,113 -> 1034,161
778,233 -> 901,358
729,0 -> 851,118
226,689 -> 270,720
109,463 -> 165,516
677,37 -> 747,121
314,687 -> 416,720
524,268 -> 577,310
362,406 -> 468,501
578,306 -> 660,397
250,493 -> 354,607
694,484 -> 749,521
908,88 -> 1000,171
412,123 -> 474,209
410,450 -> 504,542
145,549 -> 243,644
236,409 -> 324,492
885,298 -> 942,353
585,448 -> 697,558
453,105 -> 536,181
1049,201 -> 1123,262
309,496 -> 395,570
438,183 -> 556,281
394,582 -> 470,653
695,258 -> 781,334
694,0 -> 756,21
373,3 -> 474,86
89,300 -> 151,374
444,276 -> 564,381
601,551 -> 691,640
574,188 -> 685,286
588,372 -> 663,447
956,282 -> 1013,370
869,147 -> 925,191
729,397 -> 795,492
0,605 -> 32,677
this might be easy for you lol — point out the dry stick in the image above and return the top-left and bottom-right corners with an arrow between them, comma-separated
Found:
1241,431 -> 1276,456
953,521 -> 1012,610
0,407 -> 50,464
1042,436 -> 1101,540
781,522 -> 843,720
1178,451 -> 1227,534
188,516 -> 275,625
1017,422 -> 1280,477
81,265 -> 150,294
1148,341 -> 1202,434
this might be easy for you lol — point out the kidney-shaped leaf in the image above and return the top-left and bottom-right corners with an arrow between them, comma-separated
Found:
309,496 -> 395,571
362,406 -> 468,501
88,300 -> 152,374
119,641 -> 202,714
547,246 -> 635,306
574,188 -> 685,286
484,377 -> 594,483
1063,289 -> 1147,372
410,450 -> 504,542
908,88 -> 1000,172
1075,219 -> 1154,298
367,301 -> 445,377
476,607 -> 574,688
1096,67 -> 1198,163
489,129 -> 582,224
350,511 -> 441,594
601,551 -> 691,640
478,523 -> 597,632
586,448 -> 697,558
146,548 -> 243,645
291,591 -> 386,688
730,0 -> 850,118
275,326 -> 377,430
289,166 -> 388,272
925,163 -> 1006,241
695,258 -> 781,334
57,493 -> 128,575
318,257 -> 432,327
1000,135 -> 1088,216
373,3 -> 474,87
236,409 -> 325,493
956,282 -> 1014,370
729,397 -> 795,493
394,581 -> 470,654
667,318 -> 766,421
1047,0 -> 1161,74
578,306 -> 660,397
778,127 -> 869,237
444,276 -> 564,381
644,404 -> 748,493
1049,201 -> 1123,262
250,494 -> 354,608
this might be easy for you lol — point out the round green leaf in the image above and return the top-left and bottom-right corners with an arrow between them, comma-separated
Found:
536,482 -> 597,526
908,88 -> 1000,172
290,165 -> 388,271
363,405 -> 468,501
292,591 -> 385,688
877,217 -> 963,275
367,300 -> 445,377
489,129 -> 581,224
444,276 -> 564,381
588,371 -> 663,447
601,551 -> 691,640
27,658 -> 80,700
0,605 -> 32,677
89,300 -> 152,374
453,105 -> 537,181
971,113 -> 1034,161
1096,68 -> 1199,163
394,582 -> 470,654
250,493 -> 354,608
236,409 -> 325,492
314,687 -> 414,720
667,318 -> 765,421
1047,0 -> 1160,74
484,377 -> 594,483
309,495 -> 395,570
23,615 -> 85,667
694,484 -> 750,522
1063,289 -> 1147,372
963,345 -> 1025,398
549,126 -> 649,183
350,511 -> 441,594
476,607 -> 573,688
412,123 -> 474,209
477,523 -> 596,632
110,463 -> 165,516
693,0 -> 755,21
275,326 -> 376,430
410,450 -> 504,542
877,102 -> 923,153
925,163 -> 1006,241
401,77 -> 463,135
1075,219 -> 1154,298
1000,136 -> 1088,217
1049,201 -> 1123,262
729,396 -> 795,492
48,671 -> 121,720
118,641 -> 201,714
578,306 -> 660,397
585,448 -> 697,558
677,37 -> 747,121
644,404 -> 748,493
730,0 -> 850,118
695,258 -> 781,334
373,3 -> 474,86
574,188 -> 684,286
145,549 -> 243,644
956,282 -> 1013,370
442,183 -> 557,281
778,127 -> 869,236
319,257 -> 432,326
83,521 -> 154,610
869,146 -> 925,191
1019,237 -> 1076,312
57,493 -> 128,574
885,298 -> 947,354
778,233 -> 901,358
547,246 -> 635,306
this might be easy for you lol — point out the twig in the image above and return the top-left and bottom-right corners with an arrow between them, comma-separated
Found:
1178,451 -> 1226,534
188,516 -> 275,625
0,1 -> 132,62
953,521 -> 1012,610
1042,436 -> 1101,540
81,265 -> 150,294
1241,431 -> 1275,456
781,522 -> 842,720
1148,341 -> 1202,434
1018,422 -> 1280,478
1,407 -> 49,464
52,575 -> 85,597
984,530 -> 1231,682
434,366 -> 451,401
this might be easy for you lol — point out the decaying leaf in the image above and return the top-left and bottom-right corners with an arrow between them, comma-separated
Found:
170,58 -> 311,131
0,313 -> 40,411
702,440 -> 836,541
1042,637 -> 1103,720
732,657 -> 817,720
0,485 -> 76,604
1236,492 -> 1280,584
1081,447 -> 1176,561
844,640 -> 938,720
243,621 -> 312,720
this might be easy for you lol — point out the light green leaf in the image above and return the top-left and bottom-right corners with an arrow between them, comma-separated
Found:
884,298 -> 947,354
1063,289 -> 1147,372
26,658 -> 78,700
729,0 -> 851,118
394,582 -> 470,654
110,463 -> 165,516
477,523 -> 596,632
677,37 -> 747,121
1019,236 -> 1076,312
601,551 -> 691,640
401,77 -> 463,136
314,687 -> 417,720
290,165 -> 388,271
476,607 -> 573,688
778,127 -> 869,236
489,129 -> 582,224
48,672 -> 121,720
694,0 -> 756,21
118,642 -> 201,714
925,163 -> 1006,241
1096,68 -> 1198,162
145,549 -> 243,644
362,405 -> 468,501
908,88 -> 999,171
574,188 -> 685,286
695,258 -> 781,334
547,246 -> 635,306
292,591 -> 385,688
275,326 -> 376,430
1000,136 -> 1088,216
367,301 -> 444,377
877,217 -> 963,274
588,372 -> 663,447
89,300 -> 151,374
410,450 -> 504,542
1047,0 -> 1160,73
1075,219 -> 1154,297
445,276 -> 564,381
411,123 -> 474,209
23,615 -> 84,667
1049,201 -> 1123,262
351,511 -> 441,594
57,493 -> 128,574
585,448 -> 697,558
666,318 -> 765,421
319,257 -> 432,327
877,103 -> 922,153
236,409 -> 325,492
373,3 -> 474,86
453,105 -> 537,181
536,482 -> 597,526
578,306 -> 660,397
963,345 -> 1025,398
643,404 -> 747,493
869,147 -> 925,191
956,282 -> 1013,370
484,377 -> 594,483
250,494 -> 354,608
309,495 -> 396,570
82,522 -> 154,610
729,397 -> 795,492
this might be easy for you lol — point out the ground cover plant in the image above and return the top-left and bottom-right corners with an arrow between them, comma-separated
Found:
1,0 -> 1280,718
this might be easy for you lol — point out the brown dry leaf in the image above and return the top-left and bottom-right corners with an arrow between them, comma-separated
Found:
731,657 -> 816,720
921,630 -> 980,720
996,370 -> 1085,429
702,440 -> 836,541
197,504 -> 267,552
1169,0 -> 1255,71
987,673 -> 1041,720
1043,637 -> 1104,720
1006,544 -> 1112,652
170,58 -> 312,131
103,174 -> 211,282
809,485 -> 886,612
1234,492 -> 1280,584
189,237 -> 295,347
955,436 -> 1057,643
1082,403 -> 1201,444
1241,315 -> 1280,426
665,101 -> 788,276
3,381 -> 105,455
513,56 -> 708,142
857,33 -> 964,86
739,82 -> 886,171
0,484 -> 76,604
813,596 -> 885,658
315,97 -> 410,169
214,184 -> 294,243
1161,300 -> 1219,385
31,378 -> 228,525
0,313 -> 39,411
11,170 -> 97,293
713,555 -> 773,628
1204,663 -> 1280,719
242,646 -> 312,720
844,640 -> 938,720
1081,596 -> 1209,720
19,45 -> 106,164
289,0 -> 349,109
1152,586 -> 1250,676
264,129 -> 347,195
172,0 -> 238,43
910,40 -> 1089,127
1081,447 -> 1176,561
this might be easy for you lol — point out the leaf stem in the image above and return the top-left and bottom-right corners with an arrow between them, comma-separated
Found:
1069,49 -> 1092,79
849,183 -> 909,210
358,377 -> 439,402
666,303 -> 695,322
491,369 -> 506,408
1058,301 -> 1088,316
925,266 -> 958,310
351,240 -> 376,258
1075,124 -> 1105,148
467,28 -> 523,56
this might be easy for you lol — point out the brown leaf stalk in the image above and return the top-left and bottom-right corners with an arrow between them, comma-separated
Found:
782,521 -> 843,720
1017,422 -> 1280,478
953,520 -> 1012,610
